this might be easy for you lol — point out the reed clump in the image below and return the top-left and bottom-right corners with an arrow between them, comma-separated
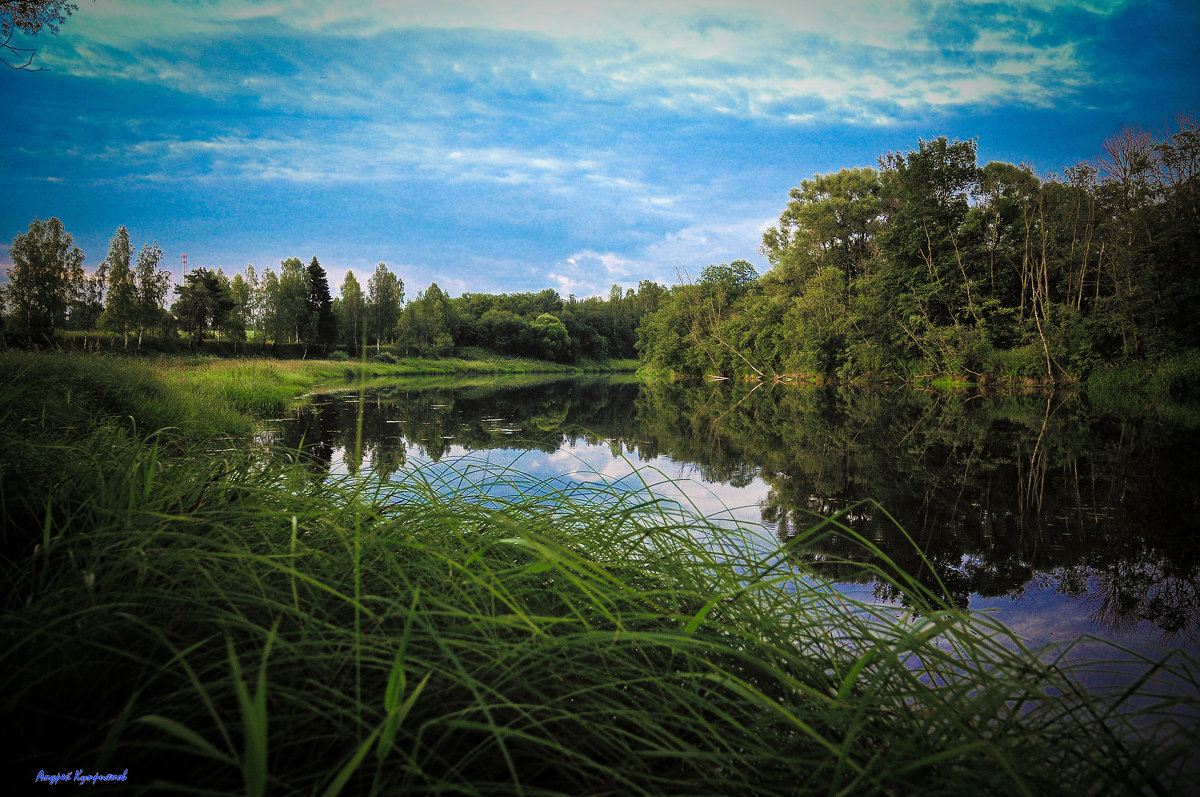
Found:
2,352 -> 1197,794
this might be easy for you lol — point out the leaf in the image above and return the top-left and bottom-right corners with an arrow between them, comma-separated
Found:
136,714 -> 232,765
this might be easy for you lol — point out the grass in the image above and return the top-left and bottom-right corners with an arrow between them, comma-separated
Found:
2,351 -> 1199,794
1088,349 -> 1200,400
51,330 -> 640,374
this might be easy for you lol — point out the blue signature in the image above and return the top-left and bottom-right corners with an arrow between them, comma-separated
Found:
35,770 -> 128,785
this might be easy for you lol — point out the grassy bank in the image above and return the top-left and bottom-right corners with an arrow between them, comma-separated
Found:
1087,349 -> 1200,401
641,347 -> 1200,396
2,352 -> 1198,794
47,330 -> 639,372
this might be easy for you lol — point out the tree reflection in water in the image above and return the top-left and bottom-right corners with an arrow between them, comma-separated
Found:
275,376 -> 1200,645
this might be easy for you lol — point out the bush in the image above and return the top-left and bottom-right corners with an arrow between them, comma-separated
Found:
328,350 -> 350,362
1151,349 -> 1200,400
1088,364 -> 1149,395
986,345 -> 1047,380
372,351 -> 399,364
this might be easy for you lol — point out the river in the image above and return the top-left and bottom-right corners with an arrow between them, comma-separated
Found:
270,374 -> 1200,674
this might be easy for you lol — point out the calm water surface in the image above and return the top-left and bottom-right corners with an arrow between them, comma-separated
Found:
272,375 -> 1200,671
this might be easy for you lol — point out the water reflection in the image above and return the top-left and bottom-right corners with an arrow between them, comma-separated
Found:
273,376 -> 1200,651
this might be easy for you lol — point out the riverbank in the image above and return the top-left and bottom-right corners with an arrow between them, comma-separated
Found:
2,351 -> 1197,794
638,348 -> 1200,401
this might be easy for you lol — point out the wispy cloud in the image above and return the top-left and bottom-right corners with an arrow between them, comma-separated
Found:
45,0 -> 1126,125
546,213 -> 774,298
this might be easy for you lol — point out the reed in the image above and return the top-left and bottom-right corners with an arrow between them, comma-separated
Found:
2,352 -> 1197,794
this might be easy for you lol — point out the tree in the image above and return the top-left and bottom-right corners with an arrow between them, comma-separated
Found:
3,216 -> 83,337
69,256 -> 105,330
306,256 -> 336,349
398,281 -> 456,356
102,226 -> 137,348
699,260 -> 758,304
133,241 -> 170,350
2,0 -> 81,70
530,312 -> 571,361
336,271 -> 365,355
255,267 -> 284,346
277,257 -> 313,346
366,262 -> 403,351
228,271 -> 254,341
871,137 -> 982,371
634,279 -> 667,317
172,268 -> 235,345
761,167 -> 882,294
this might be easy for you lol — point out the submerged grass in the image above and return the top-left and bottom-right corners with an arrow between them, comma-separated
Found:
2,352 -> 1198,794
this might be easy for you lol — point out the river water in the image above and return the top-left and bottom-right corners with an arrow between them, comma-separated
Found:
271,374 -> 1200,675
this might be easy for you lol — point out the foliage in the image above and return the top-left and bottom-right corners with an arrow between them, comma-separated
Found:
228,270 -> 255,335
131,241 -> 171,350
6,118 -> 1196,378
306,256 -> 336,348
3,216 -> 84,337
366,262 -> 404,350
1,0 -> 79,70
172,267 -> 239,345
397,282 -> 456,356
639,118 -> 1200,384
335,270 -> 366,356
2,222 -> 657,367
529,312 -> 571,361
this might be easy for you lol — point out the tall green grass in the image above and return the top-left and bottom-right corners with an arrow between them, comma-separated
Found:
1088,348 -> 1200,400
2,352 -> 1198,794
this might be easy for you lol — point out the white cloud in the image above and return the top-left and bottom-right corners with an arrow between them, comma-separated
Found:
47,0 -> 1126,125
544,213 -> 773,298
643,216 -> 774,270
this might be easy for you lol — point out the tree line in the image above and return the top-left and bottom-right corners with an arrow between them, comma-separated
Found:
638,115 -> 1199,382
0,223 -> 662,362
8,115 -> 1193,373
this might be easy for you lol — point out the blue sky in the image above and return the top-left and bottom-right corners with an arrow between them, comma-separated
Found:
3,0 -> 1198,299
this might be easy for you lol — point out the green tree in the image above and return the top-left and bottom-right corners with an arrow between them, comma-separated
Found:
228,271 -> 254,342
634,280 -> 667,318
366,262 -> 403,351
398,281 -> 456,356
255,267 -> 285,346
761,167 -> 882,301
133,242 -> 170,350
870,137 -> 982,372
70,259 -> 105,331
277,257 -> 314,346
636,285 -> 716,375
172,268 -> 235,346
102,226 -> 137,348
306,256 -> 336,349
476,309 -> 530,355
3,216 -> 83,338
336,271 -> 366,355
530,312 -> 571,362
699,260 -> 758,305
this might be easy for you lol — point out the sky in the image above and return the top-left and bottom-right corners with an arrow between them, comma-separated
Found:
3,0 -> 1198,300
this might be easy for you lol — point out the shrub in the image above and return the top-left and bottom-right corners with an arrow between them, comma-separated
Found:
986,345 -> 1047,380
1152,349 -> 1200,400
